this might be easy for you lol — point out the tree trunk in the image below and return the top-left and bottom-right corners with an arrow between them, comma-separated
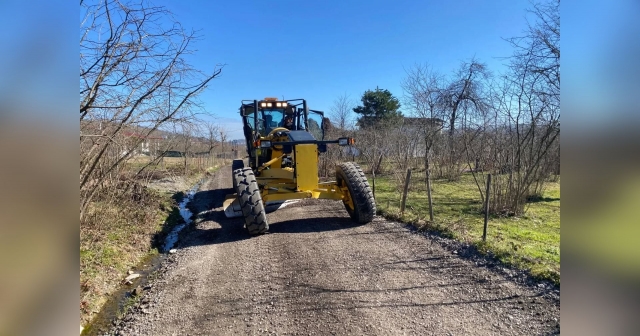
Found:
184,153 -> 188,176
425,146 -> 434,222
375,154 -> 384,175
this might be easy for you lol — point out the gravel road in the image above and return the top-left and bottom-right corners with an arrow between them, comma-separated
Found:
111,168 -> 559,335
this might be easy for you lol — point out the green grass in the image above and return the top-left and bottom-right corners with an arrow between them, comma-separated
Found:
80,188 -> 183,326
373,172 -> 560,285
80,161 -> 227,328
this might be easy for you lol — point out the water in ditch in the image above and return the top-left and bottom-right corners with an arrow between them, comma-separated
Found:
81,178 -> 204,335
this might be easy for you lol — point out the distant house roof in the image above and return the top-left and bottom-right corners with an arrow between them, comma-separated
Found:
122,132 -> 164,140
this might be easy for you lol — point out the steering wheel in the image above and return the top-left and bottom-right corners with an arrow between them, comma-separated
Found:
267,127 -> 290,137
267,127 -> 290,150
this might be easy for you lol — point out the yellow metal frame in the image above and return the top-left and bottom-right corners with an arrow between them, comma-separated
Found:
261,181 -> 345,203
250,130 -> 352,205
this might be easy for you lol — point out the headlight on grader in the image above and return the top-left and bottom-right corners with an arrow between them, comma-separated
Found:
260,140 -> 271,148
338,137 -> 355,146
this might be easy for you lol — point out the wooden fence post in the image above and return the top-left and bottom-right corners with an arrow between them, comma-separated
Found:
426,166 -> 434,222
483,174 -> 492,242
371,169 -> 376,199
400,168 -> 412,215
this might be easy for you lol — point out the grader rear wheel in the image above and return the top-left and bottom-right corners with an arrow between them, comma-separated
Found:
234,168 -> 269,235
336,162 -> 376,224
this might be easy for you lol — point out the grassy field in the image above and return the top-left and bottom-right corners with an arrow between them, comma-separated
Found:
372,172 -> 560,284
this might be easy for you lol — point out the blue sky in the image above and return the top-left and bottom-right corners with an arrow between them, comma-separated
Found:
152,0 -> 534,139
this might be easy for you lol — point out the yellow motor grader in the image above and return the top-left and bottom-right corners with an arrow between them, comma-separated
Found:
223,98 -> 376,235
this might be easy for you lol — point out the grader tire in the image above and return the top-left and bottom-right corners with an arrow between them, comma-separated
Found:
336,162 -> 376,224
231,159 -> 244,189
234,168 -> 269,235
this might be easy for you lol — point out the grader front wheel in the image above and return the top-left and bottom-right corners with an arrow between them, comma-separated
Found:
234,168 -> 269,235
231,159 -> 244,191
231,159 -> 244,190
336,162 -> 376,224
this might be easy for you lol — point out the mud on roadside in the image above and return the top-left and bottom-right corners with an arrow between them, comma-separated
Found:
80,171 -> 215,335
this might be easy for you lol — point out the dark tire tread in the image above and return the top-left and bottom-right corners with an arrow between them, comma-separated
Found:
233,168 -> 269,235
336,162 -> 376,224
231,159 -> 244,190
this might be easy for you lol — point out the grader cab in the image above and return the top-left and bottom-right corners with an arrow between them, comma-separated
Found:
223,98 -> 376,235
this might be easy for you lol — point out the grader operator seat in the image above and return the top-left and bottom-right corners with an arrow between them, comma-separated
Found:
264,114 -> 279,134
279,106 -> 296,130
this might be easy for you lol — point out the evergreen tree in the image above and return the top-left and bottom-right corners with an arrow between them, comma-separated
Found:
353,89 -> 402,127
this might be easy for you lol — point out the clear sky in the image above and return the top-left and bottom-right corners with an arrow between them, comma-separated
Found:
152,0 -> 534,140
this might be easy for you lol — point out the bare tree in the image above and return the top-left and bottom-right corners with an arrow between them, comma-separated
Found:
353,119 -> 398,197
401,63 -> 447,220
477,0 -> 560,215
505,0 -> 559,103
438,58 -> 491,180
386,122 -> 421,190
202,121 -> 221,166
329,93 -> 355,133
317,93 -> 356,176
218,128 -> 228,160
80,0 -> 222,219
180,123 -> 199,175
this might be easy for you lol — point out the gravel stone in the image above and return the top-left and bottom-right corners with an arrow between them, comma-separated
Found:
108,166 -> 560,335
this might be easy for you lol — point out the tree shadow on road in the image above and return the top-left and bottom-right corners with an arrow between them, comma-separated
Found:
267,215 -> 364,234
175,188 -> 251,249
175,188 -> 369,248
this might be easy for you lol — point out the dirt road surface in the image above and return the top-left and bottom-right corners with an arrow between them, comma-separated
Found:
111,168 -> 559,335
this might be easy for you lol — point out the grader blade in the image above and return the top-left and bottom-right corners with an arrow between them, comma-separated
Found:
223,193 -> 299,219
223,194 -> 243,218
265,200 -> 298,212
